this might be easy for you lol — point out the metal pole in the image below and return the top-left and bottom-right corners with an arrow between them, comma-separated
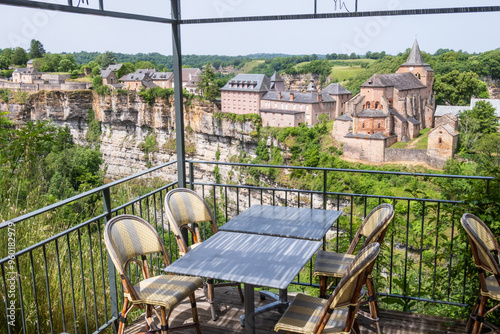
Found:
171,0 -> 186,188
103,188 -> 118,334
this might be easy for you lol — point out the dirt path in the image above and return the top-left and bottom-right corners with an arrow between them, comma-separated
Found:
406,136 -> 424,149
340,156 -> 442,170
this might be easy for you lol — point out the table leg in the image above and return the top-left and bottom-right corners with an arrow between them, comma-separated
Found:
244,283 -> 255,334
241,288 -> 290,328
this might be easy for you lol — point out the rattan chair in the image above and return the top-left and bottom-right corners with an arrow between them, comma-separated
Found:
461,213 -> 500,334
104,214 -> 203,334
165,188 -> 244,321
275,242 -> 381,334
313,203 -> 394,334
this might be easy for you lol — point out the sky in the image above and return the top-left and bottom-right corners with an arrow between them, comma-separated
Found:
0,0 -> 498,57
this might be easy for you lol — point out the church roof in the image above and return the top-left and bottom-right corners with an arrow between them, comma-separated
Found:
335,113 -> 353,121
429,124 -> 458,137
345,132 -> 388,140
361,73 -> 426,91
320,83 -> 351,95
262,91 -> 334,103
401,40 -> 429,67
434,105 -> 470,117
357,110 -> 387,118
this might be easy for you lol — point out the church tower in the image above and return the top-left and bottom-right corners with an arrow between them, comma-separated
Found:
396,40 -> 434,94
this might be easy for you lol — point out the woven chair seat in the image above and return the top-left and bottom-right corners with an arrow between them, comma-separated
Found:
125,275 -> 203,309
274,293 -> 353,334
313,251 -> 356,278
482,276 -> 500,300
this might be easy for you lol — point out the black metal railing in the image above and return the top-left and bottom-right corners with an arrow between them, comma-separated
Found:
0,159 -> 494,333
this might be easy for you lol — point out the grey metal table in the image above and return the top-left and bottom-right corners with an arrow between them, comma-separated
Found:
165,231 -> 322,334
219,205 -> 342,240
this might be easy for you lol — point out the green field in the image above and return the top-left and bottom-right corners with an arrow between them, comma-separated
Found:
239,60 -> 265,73
389,128 -> 431,149
294,58 -> 376,82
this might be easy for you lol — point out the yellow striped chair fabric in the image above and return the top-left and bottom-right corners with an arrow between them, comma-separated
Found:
275,243 -> 381,334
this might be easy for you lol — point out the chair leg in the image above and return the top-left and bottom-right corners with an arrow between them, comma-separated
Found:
353,318 -> 361,334
189,293 -> 202,334
467,293 -> 481,333
472,296 -> 488,334
145,304 -> 152,332
237,283 -> 244,302
366,277 -> 381,334
118,299 -> 129,334
160,306 -> 169,334
207,278 -> 218,321
319,276 -> 328,298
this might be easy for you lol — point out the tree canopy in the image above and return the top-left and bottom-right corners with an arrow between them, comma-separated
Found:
29,39 -> 46,59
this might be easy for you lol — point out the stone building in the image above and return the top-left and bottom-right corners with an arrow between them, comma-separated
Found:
337,40 -> 436,162
434,113 -> 458,131
320,83 -> 352,118
220,74 -> 270,114
427,124 -> 458,161
119,70 -> 157,90
12,67 -> 42,83
151,72 -> 174,89
100,69 -> 118,85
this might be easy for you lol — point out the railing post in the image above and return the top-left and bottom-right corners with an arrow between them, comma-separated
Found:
323,170 -> 327,210
189,161 -> 194,190
171,0 -> 186,188
103,187 -> 119,333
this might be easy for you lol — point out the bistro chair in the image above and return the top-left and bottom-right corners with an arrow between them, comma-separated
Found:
275,242 -> 381,334
313,203 -> 394,334
165,187 -> 244,321
461,213 -> 500,334
104,214 -> 203,334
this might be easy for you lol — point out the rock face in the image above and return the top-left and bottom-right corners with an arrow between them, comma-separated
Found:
2,90 -> 258,182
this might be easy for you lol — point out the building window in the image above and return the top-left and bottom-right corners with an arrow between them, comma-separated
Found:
378,123 -> 381,128
366,102 -> 371,109
362,123 -> 365,128
439,138 -> 442,144
375,102 -> 379,109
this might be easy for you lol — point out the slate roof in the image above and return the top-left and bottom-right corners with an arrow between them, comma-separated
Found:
221,74 -> 271,92
407,117 -> 421,125
27,59 -> 33,64
306,78 -> 318,92
345,132 -> 387,140
107,64 -> 123,72
430,124 -> 459,137
110,83 -> 124,89
100,69 -> 114,78
361,73 -> 426,91
335,113 -> 353,121
401,40 -> 429,67
151,72 -> 173,80
135,68 -> 156,76
320,83 -> 351,95
259,109 -> 305,115
357,110 -> 387,118
434,105 -> 470,117
14,67 -> 40,75
119,72 -> 151,82
182,68 -> 201,82
389,109 -> 407,122
471,98 -> 500,117
270,71 -> 284,82
261,91 -> 334,103
143,80 -> 158,89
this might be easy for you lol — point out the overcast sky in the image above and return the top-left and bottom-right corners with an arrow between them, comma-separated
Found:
0,0 -> 498,57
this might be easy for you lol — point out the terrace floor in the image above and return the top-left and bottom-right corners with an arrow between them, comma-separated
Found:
125,287 -> 470,334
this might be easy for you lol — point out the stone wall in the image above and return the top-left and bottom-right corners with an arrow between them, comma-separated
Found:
0,81 -> 90,92
341,136 -> 387,162
384,148 -> 428,163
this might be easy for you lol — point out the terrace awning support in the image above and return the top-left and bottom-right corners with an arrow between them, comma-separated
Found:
171,0 -> 186,188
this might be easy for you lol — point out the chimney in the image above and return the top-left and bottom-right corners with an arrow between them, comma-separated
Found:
317,94 -> 322,102
278,92 -> 282,100
290,92 -> 294,101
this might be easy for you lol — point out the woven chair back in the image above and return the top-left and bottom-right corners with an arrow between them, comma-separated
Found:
166,188 -> 217,229
461,213 -> 500,275
104,215 -> 169,276
328,242 -> 381,308
347,203 -> 394,254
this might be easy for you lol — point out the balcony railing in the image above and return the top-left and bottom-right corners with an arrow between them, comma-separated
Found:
0,160 -> 494,333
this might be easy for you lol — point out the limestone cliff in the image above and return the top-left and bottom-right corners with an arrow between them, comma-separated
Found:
1,90 -> 258,181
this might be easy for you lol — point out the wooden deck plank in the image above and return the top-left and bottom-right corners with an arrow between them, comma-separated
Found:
124,287 -> 468,334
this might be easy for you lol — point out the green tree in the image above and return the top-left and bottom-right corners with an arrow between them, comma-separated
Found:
434,70 -> 489,105
11,47 -> 28,66
458,101 -> 498,152
197,63 -> 219,101
28,39 -> 46,59
95,51 -> 117,69
116,62 -> 135,78
58,58 -> 75,72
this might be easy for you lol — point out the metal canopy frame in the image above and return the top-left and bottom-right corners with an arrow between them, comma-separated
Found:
1,0 -> 499,187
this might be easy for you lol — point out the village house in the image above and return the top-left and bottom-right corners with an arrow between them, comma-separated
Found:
118,67 -> 201,93
220,73 -> 271,114
435,98 -> 500,123
26,59 -> 34,68
427,124 -> 459,161
100,69 -> 118,85
335,40 -> 436,162
106,63 -> 123,72
119,69 -> 158,90
12,67 -> 42,83
151,72 -> 173,89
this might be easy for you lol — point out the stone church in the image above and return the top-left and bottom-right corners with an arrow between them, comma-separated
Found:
334,40 -> 436,162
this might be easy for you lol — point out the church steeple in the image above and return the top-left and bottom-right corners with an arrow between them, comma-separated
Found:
401,39 -> 428,66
